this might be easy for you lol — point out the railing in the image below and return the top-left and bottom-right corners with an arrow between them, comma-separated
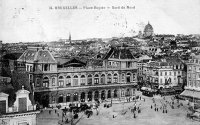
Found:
6,105 -> 37,114
35,82 -> 137,91
58,66 -> 136,72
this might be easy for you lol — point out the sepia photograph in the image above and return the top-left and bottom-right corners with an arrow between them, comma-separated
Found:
0,0 -> 200,125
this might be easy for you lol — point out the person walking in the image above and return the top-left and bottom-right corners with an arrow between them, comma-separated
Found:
49,110 -> 51,114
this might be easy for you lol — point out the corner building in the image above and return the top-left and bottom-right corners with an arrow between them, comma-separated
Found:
17,45 -> 138,107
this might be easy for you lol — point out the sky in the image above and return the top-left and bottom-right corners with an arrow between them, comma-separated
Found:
0,0 -> 200,43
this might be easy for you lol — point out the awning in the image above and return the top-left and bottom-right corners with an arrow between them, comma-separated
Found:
141,87 -> 151,91
180,90 -> 200,99
173,86 -> 183,91
161,88 -> 175,93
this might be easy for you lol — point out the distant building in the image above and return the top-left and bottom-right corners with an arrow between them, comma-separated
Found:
0,86 -> 39,125
143,22 -> 154,38
17,44 -> 138,108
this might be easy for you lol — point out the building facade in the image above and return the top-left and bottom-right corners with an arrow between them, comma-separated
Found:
143,57 -> 186,89
17,45 -> 138,108
181,54 -> 200,102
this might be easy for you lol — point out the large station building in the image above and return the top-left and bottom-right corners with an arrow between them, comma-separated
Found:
17,44 -> 138,108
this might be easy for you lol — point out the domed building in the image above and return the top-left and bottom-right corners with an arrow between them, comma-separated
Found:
143,22 -> 154,38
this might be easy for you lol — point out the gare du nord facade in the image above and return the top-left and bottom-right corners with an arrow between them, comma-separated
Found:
17,44 -> 138,108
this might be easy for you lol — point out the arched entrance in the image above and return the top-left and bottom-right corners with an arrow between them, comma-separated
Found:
101,90 -> 105,100
81,92 -> 85,102
58,95 -> 63,103
41,94 -> 49,108
94,91 -> 99,101
114,89 -> 118,98
88,91 -> 92,102
66,94 -> 70,102
73,93 -> 78,102
107,90 -> 111,99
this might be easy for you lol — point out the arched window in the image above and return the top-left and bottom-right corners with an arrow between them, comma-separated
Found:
101,74 -> 106,84
43,77 -> 49,87
94,74 -> 99,84
52,78 -> 56,86
126,73 -> 131,83
113,73 -> 118,83
66,76 -> 71,86
88,74 -> 92,85
58,76 -> 64,87
80,75 -> 86,86
73,75 -> 78,86
107,74 -> 112,84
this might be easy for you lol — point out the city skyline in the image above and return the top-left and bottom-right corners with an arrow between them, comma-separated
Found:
0,0 -> 200,43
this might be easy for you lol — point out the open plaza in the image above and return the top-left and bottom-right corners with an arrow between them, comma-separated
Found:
36,92 -> 200,125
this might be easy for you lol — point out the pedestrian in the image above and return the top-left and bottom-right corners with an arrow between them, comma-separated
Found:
65,118 -> 68,123
151,105 -> 152,109
157,108 -> 158,111
49,110 -> 51,114
134,113 -> 136,118
154,108 -> 156,111
57,113 -> 59,117
166,110 -> 167,113
55,109 -> 57,113
144,98 -> 145,102
163,110 -> 164,113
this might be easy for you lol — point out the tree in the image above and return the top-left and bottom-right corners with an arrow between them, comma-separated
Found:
11,69 -> 35,104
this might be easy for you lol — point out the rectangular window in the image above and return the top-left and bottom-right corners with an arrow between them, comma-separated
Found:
160,72 -> 162,76
73,79 -> 78,86
27,65 -> 29,71
174,72 -> 176,76
81,79 -> 86,85
52,78 -> 55,86
122,74 -> 125,82
169,72 -> 171,76
165,72 -> 167,76
94,78 -> 99,84
30,66 -> 33,72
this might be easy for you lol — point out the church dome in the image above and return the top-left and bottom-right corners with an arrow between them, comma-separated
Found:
143,22 -> 154,37
144,22 -> 153,31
